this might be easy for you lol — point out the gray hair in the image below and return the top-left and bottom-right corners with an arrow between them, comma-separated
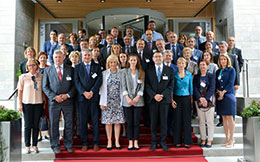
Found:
219,41 -> 228,47
53,50 -> 63,55
188,37 -> 196,42
81,48 -> 92,54
156,38 -> 165,44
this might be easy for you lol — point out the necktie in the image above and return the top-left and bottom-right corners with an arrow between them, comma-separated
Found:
107,46 -> 111,55
172,44 -> 176,55
58,66 -> 62,82
126,46 -> 129,53
148,42 -> 152,51
86,64 -> 90,77
198,36 -> 201,45
157,66 -> 161,82
138,52 -> 142,62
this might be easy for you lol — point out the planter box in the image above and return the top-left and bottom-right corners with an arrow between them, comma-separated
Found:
0,119 -> 21,162
243,117 -> 260,162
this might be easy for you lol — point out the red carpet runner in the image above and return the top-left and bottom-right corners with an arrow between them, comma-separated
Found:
55,126 -> 207,161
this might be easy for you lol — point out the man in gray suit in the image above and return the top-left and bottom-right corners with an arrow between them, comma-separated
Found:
194,26 -> 206,49
42,50 -> 75,154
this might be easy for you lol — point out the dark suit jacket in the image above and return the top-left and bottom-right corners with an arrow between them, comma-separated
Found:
74,61 -> 102,102
133,48 -> 154,71
114,38 -> 124,47
199,41 -> 219,53
213,53 -> 240,85
193,72 -> 216,101
20,60 -> 28,74
122,46 -> 135,54
145,65 -> 174,104
42,64 -> 75,106
191,49 -> 203,64
230,47 -> 243,72
48,43 -> 74,65
99,45 -> 112,70
144,41 -> 157,54
165,43 -> 184,64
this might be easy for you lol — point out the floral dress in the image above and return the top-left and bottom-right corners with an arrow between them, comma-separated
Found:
101,71 -> 125,124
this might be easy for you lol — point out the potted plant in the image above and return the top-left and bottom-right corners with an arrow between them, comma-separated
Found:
0,105 -> 22,162
241,100 -> 260,162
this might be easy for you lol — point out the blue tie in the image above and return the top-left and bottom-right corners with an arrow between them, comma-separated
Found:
86,64 -> 90,77
172,44 -> 176,55
157,66 -> 161,82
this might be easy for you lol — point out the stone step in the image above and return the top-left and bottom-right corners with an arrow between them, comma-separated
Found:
191,115 -> 242,124
206,156 -> 243,162
192,123 -> 242,134
22,147 -> 55,161
195,133 -> 243,144
203,144 -> 243,157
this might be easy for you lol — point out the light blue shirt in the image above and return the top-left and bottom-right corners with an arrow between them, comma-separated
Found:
173,70 -> 193,96
141,31 -> 163,42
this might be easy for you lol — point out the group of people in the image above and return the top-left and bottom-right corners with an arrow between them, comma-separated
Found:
18,20 -> 243,154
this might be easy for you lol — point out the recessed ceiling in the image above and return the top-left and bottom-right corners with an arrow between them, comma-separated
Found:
36,0 -> 211,18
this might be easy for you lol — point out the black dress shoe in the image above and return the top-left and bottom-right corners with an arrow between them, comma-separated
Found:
134,147 -> 140,151
160,144 -> 168,151
106,147 -> 112,151
184,145 -> 190,149
66,148 -> 74,153
115,146 -> 121,150
45,136 -> 50,140
199,143 -> 206,147
175,144 -> 181,148
38,137 -> 42,142
216,122 -> 223,127
150,144 -> 156,151
53,148 -> 61,154
206,144 -> 212,148
128,147 -> 133,151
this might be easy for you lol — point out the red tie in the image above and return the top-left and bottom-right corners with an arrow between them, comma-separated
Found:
58,66 -> 62,82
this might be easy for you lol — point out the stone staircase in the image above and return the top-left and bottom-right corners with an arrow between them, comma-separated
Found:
22,116 -> 243,161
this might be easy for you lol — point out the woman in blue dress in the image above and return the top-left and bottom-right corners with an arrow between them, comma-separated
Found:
216,54 -> 236,148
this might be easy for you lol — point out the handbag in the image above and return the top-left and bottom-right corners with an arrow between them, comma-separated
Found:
39,116 -> 48,131
197,86 -> 216,112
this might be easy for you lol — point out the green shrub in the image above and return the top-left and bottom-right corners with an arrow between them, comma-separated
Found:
0,105 -> 21,122
241,100 -> 260,118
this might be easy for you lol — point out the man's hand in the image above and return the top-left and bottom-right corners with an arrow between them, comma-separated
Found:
154,94 -> 163,102
83,91 -> 93,100
55,95 -> 63,103
60,94 -> 68,101
171,100 -> 177,108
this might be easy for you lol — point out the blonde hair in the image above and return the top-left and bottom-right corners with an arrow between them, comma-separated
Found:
218,54 -> 232,69
182,47 -> 192,55
26,58 -> 39,71
177,57 -> 186,64
106,55 -> 119,70
69,51 -> 81,63
24,47 -> 36,58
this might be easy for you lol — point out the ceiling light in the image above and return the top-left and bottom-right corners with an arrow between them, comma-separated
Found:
57,0 -> 62,3
100,0 -> 105,2
189,0 -> 194,2
146,0 -> 151,2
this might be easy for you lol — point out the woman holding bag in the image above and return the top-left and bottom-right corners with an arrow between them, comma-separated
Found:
121,54 -> 145,150
193,60 -> 216,148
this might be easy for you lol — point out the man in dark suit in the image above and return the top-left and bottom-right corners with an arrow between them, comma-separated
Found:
99,34 -> 114,70
122,35 -> 135,54
98,29 -> 107,46
228,37 -> 244,72
194,26 -> 207,49
145,51 -> 174,151
126,27 -> 138,47
111,27 -> 124,47
187,37 -> 203,64
165,32 -> 184,64
50,33 -> 73,64
199,31 -> 219,53
42,50 -> 75,154
43,30 -> 58,59
134,39 -> 153,71
143,29 -> 157,54
79,39 -> 89,52
74,49 -> 102,152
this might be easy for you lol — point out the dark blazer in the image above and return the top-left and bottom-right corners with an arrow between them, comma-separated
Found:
195,36 -> 207,49
43,41 -> 58,55
165,43 -> 184,64
193,72 -> 216,101
42,64 -> 75,106
74,61 -> 102,102
114,38 -> 124,47
20,59 -> 28,74
199,41 -> 219,53
99,45 -> 112,70
48,43 -> 74,65
145,65 -> 174,104
230,47 -> 243,72
133,48 -> 154,71
213,53 -> 240,85
122,45 -> 135,54
216,67 -> 236,94
144,41 -> 157,54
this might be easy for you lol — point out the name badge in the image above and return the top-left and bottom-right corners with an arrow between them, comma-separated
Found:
66,76 -> 72,81
218,75 -> 221,80
200,82 -> 206,88
193,56 -> 198,61
162,76 -> 168,80
216,45 -> 219,49
145,59 -> 150,63
92,73 -> 97,78
137,79 -> 142,84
